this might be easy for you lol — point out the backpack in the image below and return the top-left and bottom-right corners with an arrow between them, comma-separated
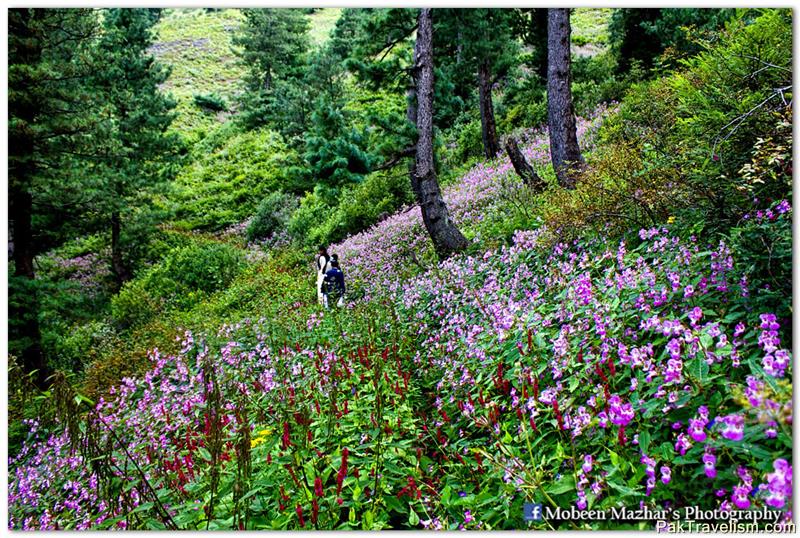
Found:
323,269 -> 344,295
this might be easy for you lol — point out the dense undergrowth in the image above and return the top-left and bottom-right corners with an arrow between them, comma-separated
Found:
8,200 -> 793,529
8,8 -> 793,531
8,106 -> 793,529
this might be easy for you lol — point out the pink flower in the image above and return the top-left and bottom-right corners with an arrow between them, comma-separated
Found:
718,414 -> 745,441
660,465 -> 671,485
731,485 -> 751,509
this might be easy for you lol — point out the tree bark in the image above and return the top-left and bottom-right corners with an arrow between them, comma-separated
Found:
110,211 -> 131,287
478,60 -> 500,159
547,8 -> 584,189
411,8 -> 468,259
9,9 -> 49,388
9,188 -> 49,389
505,136 -> 544,190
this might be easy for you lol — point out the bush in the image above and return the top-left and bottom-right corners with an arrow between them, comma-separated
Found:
498,75 -> 548,132
111,277 -> 163,330
539,138 -> 687,241
48,321 -> 116,372
246,191 -> 298,243
193,92 -> 228,112
606,9 -> 792,226
173,128 -> 305,231
287,188 -> 332,247
165,242 -> 245,293
111,242 -> 245,330
571,52 -> 638,116
289,171 -> 414,248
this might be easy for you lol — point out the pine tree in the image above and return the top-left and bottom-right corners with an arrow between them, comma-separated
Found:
95,8 -> 182,286
303,96 -> 372,194
234,9 -> 310,131
436,9 -> 520,159
9,8 -> 105,387
547,8 -> 584,189
411,9 -> 468,258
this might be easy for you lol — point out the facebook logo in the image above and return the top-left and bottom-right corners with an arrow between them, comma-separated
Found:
523,503 -> 543,521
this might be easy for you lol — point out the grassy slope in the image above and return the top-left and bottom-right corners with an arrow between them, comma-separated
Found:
151,9 -> 246,135
151,8 -> 341,137
571,8 -> 613,56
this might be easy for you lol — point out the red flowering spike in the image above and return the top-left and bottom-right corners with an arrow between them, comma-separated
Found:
282,422 -> 291,449
312,499 -> 319,524
296,505 -> 305,528
314,476 -> 323,497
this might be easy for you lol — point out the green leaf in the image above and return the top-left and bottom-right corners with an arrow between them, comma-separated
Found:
440,485 -> 452,505
699,333 -> 714,350
408,507 -> 420,527
607,480 -> 640,497
363,510 -> 374,530
688,356 -> 709,383
546,474 -> 575,495
638,431 -> 651,454
197,446 -> 212,462
608,449 -> 620,468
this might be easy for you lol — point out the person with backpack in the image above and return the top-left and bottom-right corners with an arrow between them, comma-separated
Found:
316,246 -> 331,305
322,258 -> 346,308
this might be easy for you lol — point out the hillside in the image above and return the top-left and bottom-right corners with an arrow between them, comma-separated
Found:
8,7 -> 792,532
150,8 -> 342,135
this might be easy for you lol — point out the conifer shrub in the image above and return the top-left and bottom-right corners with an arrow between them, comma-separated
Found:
246,191 -> 298,243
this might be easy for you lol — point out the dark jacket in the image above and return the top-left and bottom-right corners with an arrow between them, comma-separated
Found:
323,267 -> 346,295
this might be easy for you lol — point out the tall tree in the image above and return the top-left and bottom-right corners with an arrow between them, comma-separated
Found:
95,8 -> 181,286
234,9 -> 310,133
8,8 -> 104,387
513,8 -> 549,82
436,9 -> 520,160
411,9 -> 468,258
547,8 -> 584,189
609,9 -> 735,74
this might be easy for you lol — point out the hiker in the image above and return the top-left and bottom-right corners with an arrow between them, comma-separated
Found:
316,246 -> 331,305
322,259 -> 346,308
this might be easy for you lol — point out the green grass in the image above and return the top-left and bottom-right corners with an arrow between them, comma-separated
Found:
571,8 -> 613,52
308,8 -> 342,46
152,9 -> 246,135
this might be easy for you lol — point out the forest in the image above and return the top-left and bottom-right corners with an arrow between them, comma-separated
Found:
7,7 -> 793,530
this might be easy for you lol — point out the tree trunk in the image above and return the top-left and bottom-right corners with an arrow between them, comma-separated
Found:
9,9 -> 49,389
411,8 -> 468,259
111,211 -> 131,287
547,8 -> 584,189
9,188 -> 49,389
478,60 -> 500,159
505,136 -> 544,190
531,9 -> 549,81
